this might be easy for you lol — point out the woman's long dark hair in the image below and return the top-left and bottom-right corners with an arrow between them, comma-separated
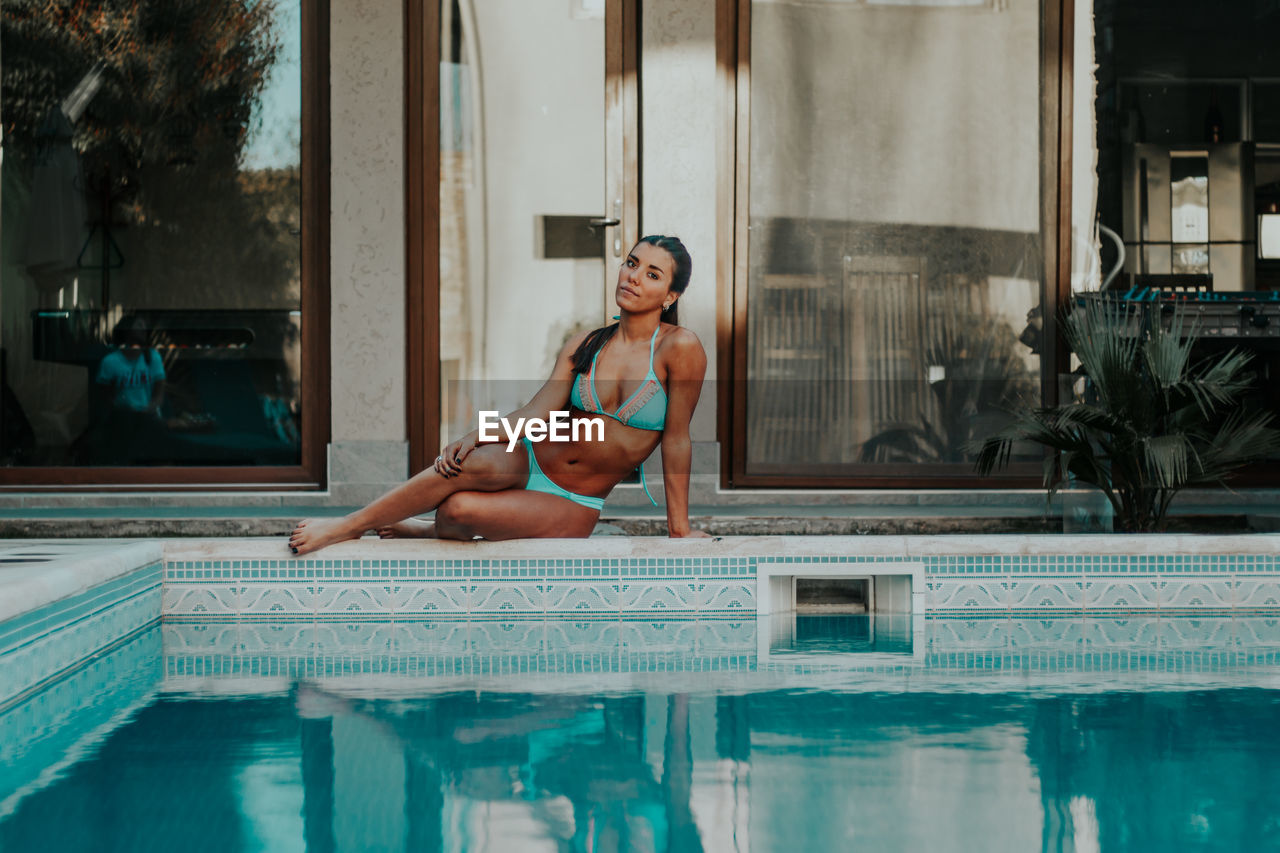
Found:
570,235 -> 691,375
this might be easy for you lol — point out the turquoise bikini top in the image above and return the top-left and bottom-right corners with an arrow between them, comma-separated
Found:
570,325 -> 667,431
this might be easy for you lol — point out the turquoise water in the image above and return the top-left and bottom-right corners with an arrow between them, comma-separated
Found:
4,615 -> 1280,852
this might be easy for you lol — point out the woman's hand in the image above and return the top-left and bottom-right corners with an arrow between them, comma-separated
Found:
435,434 -> 477,478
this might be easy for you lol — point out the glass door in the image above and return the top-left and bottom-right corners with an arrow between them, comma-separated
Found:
434,0 -> 637,452
732,0 -> 1059,487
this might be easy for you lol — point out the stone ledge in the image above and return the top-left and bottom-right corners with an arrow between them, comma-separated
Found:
0,541 -> 162,625
159,532 -> 1280,562
0,513 -> 1253,539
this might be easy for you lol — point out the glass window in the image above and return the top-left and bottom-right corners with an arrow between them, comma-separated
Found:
1,1 -> 305,469
743,0 -> 1047,478
437,0 -> 608,445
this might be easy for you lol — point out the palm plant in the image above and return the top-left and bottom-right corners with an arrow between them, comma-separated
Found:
975,299 -> 1280,532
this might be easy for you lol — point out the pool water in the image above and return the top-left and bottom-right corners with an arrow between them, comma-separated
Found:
4,616 -> 1280,852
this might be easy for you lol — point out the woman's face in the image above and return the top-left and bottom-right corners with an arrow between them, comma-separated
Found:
615,242 -> 675,314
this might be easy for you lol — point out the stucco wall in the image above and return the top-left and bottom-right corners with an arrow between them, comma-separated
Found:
329,0 -> 406,446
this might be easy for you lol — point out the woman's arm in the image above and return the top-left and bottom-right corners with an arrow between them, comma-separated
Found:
437,330 -> 590,476
659,329 -> 708,537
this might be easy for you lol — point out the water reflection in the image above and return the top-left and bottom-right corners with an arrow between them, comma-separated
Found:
4,682 -> 1280,851
766,612 -> 914,656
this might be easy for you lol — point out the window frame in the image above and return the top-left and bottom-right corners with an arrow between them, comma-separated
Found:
404,0 -> 641,476
716,0 -> 1074,489
0,0 -> 331,491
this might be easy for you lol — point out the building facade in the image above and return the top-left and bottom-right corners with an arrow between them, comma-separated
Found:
3,0 -> 1278,510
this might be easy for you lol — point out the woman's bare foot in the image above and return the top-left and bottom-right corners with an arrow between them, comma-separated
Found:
377,518 -> 436,539
288,517 -> 365,555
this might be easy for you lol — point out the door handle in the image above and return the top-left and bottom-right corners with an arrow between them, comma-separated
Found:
588,217 -> 620,227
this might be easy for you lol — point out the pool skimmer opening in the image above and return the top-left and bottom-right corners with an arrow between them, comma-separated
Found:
794,577 -> 870,613
756,560 -> 924,616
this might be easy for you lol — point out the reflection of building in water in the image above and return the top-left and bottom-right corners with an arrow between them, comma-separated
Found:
8,649 -> 1280,852
1025,692 -> 1280,851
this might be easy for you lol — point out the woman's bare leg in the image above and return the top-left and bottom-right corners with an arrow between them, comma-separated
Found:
376,518 -> 436,539
432,489 -> 600,540
288,444 -> 528,554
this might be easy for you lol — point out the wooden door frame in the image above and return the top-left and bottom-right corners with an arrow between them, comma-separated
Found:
405,0 -> 641,475
405,0 -> 439,478
0,0 -> 331,491
716,0 -> 1074,489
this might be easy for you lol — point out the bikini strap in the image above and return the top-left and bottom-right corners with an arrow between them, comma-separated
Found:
647,325 -> 660,372
637,465 -> 658,507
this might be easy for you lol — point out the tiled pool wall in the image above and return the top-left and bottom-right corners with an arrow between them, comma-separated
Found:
0,561 -> 162,707
161,537 -> 1280,618
1,625 -> 160,816
157,615 -> 1280,697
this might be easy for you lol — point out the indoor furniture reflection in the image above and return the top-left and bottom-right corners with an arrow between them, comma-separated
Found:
30,308 -> 301,466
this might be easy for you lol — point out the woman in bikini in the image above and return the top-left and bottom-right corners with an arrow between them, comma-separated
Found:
288,235 -> 709,554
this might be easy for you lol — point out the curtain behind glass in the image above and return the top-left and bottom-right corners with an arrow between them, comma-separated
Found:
745,0 -> 1044,474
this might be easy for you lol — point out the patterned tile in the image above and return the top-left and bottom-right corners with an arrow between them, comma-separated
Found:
156,549 -> 1280,618
1158,578 -> 1234,609
1084,578 -> 1160,610
236,585 -> 315,616
163,585 -> 238,616
2,592 -> 159,705
700,582 -> 755,612
928,579 -> 1006,611
543,582 -> 620,613
1234,579 -> 1280,609
468,583 -> 544,615
393,584 -> 469,615
311,584 -> 394,616
618,581 -> 699,612
1005,577 -> 1084,610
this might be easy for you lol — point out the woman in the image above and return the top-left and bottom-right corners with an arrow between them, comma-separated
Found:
288,235 -> 709,554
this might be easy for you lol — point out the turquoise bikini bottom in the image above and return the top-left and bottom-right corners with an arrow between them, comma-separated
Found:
522,437 -> 606,512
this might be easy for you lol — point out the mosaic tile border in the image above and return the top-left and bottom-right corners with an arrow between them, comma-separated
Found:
162,552 -> 1280,577
162,551 -> 1280,617
165,555 -> 756,580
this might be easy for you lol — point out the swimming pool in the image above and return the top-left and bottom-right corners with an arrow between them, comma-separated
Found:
4,613 -> 1280,852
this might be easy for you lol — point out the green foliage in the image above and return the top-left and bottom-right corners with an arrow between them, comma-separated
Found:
976,300 -> 1280,532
